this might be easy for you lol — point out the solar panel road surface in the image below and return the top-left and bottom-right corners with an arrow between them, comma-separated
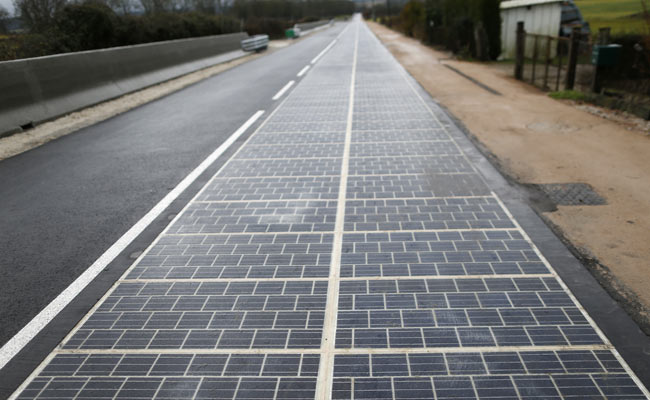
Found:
10,16 -> 650,400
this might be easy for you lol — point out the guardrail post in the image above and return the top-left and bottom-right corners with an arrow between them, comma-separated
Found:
515,22 -> 526,80
565,27 -> 580,90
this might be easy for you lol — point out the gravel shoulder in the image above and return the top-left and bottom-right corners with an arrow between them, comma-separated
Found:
368,22 -> 650,332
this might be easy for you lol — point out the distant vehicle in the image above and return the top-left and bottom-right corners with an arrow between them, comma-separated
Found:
560,0 -> 591,36
286,27 -> 302,39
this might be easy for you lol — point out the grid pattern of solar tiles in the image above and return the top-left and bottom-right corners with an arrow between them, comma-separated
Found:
14,19 -> 649,400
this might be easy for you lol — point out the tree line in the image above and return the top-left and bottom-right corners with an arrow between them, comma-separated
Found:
9,0 -> 354,33
371,0 -> 501,61
0,0 -> 355,60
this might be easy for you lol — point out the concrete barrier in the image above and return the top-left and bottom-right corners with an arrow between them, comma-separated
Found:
0,32 -> 248,136
295,20 -> 331,33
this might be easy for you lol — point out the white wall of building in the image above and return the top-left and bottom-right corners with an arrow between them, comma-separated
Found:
501,1 -> 563,59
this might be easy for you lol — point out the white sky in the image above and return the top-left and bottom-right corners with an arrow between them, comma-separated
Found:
1,0 -> 14,15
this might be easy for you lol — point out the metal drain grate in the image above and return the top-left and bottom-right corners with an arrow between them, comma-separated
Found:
536,183 -> 607,206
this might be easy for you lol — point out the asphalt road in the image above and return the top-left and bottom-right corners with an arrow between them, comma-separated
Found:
0,23 -> 345,395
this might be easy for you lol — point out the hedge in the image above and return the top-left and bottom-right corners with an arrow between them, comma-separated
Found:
1,0 -> 355,61
384,0 -> 501,61
0,3 -> 246,61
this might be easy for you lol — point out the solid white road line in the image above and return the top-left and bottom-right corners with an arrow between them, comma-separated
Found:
297,65 -> 310,77
311,39 -> 337,64
42,343 -> 613,356
272,80 -> 295,100
315,19 -> 359,400
336,24 -> 350,40
0,110 -> 265,372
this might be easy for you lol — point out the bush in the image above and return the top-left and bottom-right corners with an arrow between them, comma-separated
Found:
54,2 -> 117,51
0,33 -> 59,61
232,0 -> 354,21
609,34 -> 650,80
400,0 -> 425,39
386,0 -> 501,60
0,3 -> 246,60
298,16 -> 319,23
244,17 -> 289,39
112,13 -> 241,46
479,0 -> 500,60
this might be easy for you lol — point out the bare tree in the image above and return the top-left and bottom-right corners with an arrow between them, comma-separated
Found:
138,0 -> 172,13
192,0 -> 216,13
164,0 -> 225,14
106,0 -> 134,14
170,0 -> 193,12
215,0 -> 228,14
0,5 -> 9,33
14,0 -> 66,31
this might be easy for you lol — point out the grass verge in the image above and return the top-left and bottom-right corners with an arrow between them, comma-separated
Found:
575,0 -> 648,35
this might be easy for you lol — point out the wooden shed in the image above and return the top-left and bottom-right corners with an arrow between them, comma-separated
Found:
500,0 -> 564,59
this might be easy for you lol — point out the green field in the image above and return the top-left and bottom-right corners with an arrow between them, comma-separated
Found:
574,0 -> 648,35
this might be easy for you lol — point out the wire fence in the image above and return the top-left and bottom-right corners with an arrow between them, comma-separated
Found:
512,22 -> 650,120
519,32 -> 594,92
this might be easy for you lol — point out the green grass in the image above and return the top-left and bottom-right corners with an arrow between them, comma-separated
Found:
549,90 -> 590,101
550,89 -> 650,119
574,0 -> 648,35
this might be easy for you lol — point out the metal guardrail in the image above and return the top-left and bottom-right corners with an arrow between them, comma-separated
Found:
241,35 -> 269,52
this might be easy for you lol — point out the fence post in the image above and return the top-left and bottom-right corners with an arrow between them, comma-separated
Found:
544,36 -> 552,89
515,22 -> 526,80
531,35 -> 539,85
565,27 -> 580,90
598,27 -> 611,45
556,40 -> 564,91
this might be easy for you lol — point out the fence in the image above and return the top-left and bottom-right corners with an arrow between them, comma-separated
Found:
514,22 -> 594,92
512,22 -> 650,119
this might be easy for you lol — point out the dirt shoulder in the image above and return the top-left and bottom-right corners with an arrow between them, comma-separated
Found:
368,22 -> 650,331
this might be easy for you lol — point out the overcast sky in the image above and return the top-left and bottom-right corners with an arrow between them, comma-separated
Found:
1,0 -> 14,15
